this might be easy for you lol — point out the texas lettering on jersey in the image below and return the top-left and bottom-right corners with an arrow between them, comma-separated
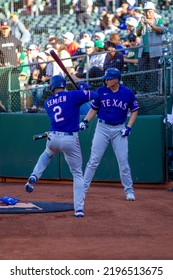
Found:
91,85 -> 139,125
101,98 -> 128,110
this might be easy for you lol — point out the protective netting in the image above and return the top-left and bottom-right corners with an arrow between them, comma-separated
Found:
0,1 -> 172,116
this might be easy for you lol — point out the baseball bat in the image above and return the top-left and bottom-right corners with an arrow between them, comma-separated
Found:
33,133 -> 48,140
50,49 -> 79,89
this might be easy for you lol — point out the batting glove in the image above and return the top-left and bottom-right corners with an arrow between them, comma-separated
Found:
120,126 -> 131,137
79,119 -> 88,131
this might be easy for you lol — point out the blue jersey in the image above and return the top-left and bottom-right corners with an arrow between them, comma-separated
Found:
44,89 -> 98,132
91,85 -> 139,125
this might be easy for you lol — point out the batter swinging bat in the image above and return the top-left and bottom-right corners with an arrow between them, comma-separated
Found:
50,49 -> 79,89
33,133 -> 48,140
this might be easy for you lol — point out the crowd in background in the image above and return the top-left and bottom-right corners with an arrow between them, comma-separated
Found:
0,0 -> 170,111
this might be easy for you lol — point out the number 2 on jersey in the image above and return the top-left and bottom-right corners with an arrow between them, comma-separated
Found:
53,106 -> 64,122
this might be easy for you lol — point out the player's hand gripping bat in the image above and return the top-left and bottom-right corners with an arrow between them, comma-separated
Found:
50,49 -> 79,89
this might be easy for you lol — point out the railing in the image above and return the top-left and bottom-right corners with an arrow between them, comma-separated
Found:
0,44 -> 172,116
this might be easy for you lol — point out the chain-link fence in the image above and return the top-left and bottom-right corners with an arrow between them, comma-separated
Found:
0,45 -> 172,116
0,2 -> 173,116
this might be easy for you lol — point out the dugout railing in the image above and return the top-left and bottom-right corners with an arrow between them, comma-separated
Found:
0,42 -> 172,118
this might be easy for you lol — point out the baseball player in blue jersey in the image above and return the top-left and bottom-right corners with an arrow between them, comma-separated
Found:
24,75 -> 98,217
80,68 -> 139,201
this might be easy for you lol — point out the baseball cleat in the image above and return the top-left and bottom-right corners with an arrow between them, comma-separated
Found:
25,182 -> 34,193
74,210 -> 84,217
24,175 -> 37,193
126,192 -> 135,201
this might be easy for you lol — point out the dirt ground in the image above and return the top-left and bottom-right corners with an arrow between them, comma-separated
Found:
0,180 -> 173,260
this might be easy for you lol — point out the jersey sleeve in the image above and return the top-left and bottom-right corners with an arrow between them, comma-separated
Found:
129,91 -> 140,112
72,89 -> 98,104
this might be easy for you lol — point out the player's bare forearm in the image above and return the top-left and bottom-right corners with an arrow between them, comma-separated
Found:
84,108 -> 98,122
127,110 -> 138,128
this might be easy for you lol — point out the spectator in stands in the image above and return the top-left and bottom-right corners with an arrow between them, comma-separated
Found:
127,5 -> 136,17
103,40 -> 124,72
74,40 -> 95,79
123,33 -> 140,93
45,48 -> 65,79
31,0 -> 45,17
73,31 -> 92,56
27,44 -> 40,79
73,38 -> 87,56
111,7 -> 123,30
134,6 -> 144,23
87,40 -> 106,78
0,19 -> 22,112
80,31 -> 92,43
10,12 -> 31,47
52,38 -> 73,72
29,52 -> 49,110
109,32 -> 127,55
126,17 -> 138,34
48,35 -> 58,45
0,19 -> 22,66
19,51 -> 31,88
94,32 -> 105,42
136,1 -> 164,93
118,2 -> 131,30
62,32 -> 79,56
122,17 -> 138,47
72,0 -> 93,27
99,7 -> 114,32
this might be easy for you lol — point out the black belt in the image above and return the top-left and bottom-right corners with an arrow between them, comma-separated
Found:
99,119 -> 122,126
51,131 -> 74,136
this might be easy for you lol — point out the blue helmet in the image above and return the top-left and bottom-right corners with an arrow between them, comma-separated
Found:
78,81 -> 92,90
102,68 -> 121,81
50,75 -> 66,92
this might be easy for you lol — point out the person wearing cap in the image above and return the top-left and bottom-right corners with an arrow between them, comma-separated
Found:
73,31 -> 92,57
0,19 -> 22,67
10,12 -> 31,47
123,33 -> 140,93
79,67 -> 139,202
52,38 -> 73,72
122,17 -> 139,48
87,40 -> 106,78
118,2 -> 132,30
0,19 -> 23,112
136,1 -> 164,93
94,32 -> 105,42
45,48 -> 65,79
75,41 -> 95,79
72,0 -> 93,27
29,52 -> 49,110
103,40 -> 124,73
80,31 -> 92,42
19,51 -> 31,88
27,44 -> 40,75
48,35 -> 58,45
126,17 -> 138,34
63,32 -> 79,56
